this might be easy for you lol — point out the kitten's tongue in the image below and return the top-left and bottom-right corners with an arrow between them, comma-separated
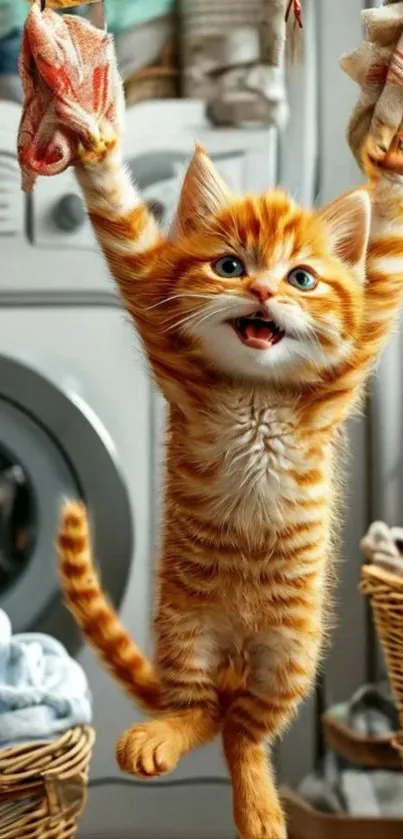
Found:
244,322 -> 275,349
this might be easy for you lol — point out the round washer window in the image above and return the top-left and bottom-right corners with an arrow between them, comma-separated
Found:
0,398 -> 81,633
0,446 -> 37,596
0,356 -> 133,654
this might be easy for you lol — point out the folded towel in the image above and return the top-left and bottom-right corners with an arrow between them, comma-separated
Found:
331,681 -> 399,737
0,609 -> 92,749
360,520 -> 403,578
299,681 -> 403,818
300,751 -> 403,817
341,766 -> 403,818
18,0 -> 123,192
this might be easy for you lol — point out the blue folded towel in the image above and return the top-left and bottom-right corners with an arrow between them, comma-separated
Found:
0,610 -> 92,749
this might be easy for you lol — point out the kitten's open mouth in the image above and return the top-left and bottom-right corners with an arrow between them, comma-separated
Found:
230,314 -> 285,350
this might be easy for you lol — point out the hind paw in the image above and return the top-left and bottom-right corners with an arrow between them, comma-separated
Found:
116,720 -> 181,779
235,803 -> 286,839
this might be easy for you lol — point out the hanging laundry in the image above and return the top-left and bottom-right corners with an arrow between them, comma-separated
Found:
180,0 -> 303,128
0,0 -> 91,103
18,0 -> 123,191
340,1 -> 403,172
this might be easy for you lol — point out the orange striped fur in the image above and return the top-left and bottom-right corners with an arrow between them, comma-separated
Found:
57,133 -> 403,839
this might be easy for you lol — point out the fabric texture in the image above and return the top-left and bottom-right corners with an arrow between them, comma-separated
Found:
0,609 -> 92,748
181,0 -> 292,128
360,520 -> 403,577
299,683 -> 403,818
330,682 -> 399,738
340,1 -> 403,166
18,0 -> 124,192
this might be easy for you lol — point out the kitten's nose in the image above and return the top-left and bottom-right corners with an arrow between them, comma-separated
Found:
250,278 -> 276,303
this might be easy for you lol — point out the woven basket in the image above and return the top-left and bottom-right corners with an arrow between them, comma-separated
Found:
322,710 -> 401,770
361,563 -> 403,760
0,726 -> 95,839
124,66 -> 178,106
124,40 -> 179,107
393,731 -> 403,762
282,787 -> 403,839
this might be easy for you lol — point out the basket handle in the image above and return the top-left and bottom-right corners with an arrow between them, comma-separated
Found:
44,772 -> 87,821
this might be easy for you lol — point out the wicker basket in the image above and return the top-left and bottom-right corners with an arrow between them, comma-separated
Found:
0,726 -> 95,839
393,731 -> 403,762
282,787 -> 403,839
124,41 -> 179,107
361,563 -> 403,759
322,710 -> 401,770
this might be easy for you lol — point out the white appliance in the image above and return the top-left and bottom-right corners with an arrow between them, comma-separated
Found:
0,98 -> 279,839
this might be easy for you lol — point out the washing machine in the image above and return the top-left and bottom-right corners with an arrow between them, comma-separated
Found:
0,97 -> 281,838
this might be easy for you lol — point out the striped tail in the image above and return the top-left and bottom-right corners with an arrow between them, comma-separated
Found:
57,500 -> 161,712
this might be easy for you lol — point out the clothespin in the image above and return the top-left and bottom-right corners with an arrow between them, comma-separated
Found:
39,0 -> 105,28
285,0 -> 303,29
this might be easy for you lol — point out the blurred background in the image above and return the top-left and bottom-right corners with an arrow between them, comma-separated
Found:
0,1 -> 402,838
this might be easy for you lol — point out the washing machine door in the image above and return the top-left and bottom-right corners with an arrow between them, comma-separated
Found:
0,355 -> 132,651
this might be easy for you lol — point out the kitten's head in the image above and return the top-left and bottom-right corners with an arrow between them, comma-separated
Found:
156,147 -> 371,387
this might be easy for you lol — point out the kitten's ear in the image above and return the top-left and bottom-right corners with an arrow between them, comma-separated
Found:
318,189 -> 371,280
170,145 -> 232,238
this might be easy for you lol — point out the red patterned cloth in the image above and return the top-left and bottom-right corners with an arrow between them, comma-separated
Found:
18,0 -> 124,192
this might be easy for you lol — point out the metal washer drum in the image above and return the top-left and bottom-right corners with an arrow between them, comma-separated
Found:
0,354 -> 133,651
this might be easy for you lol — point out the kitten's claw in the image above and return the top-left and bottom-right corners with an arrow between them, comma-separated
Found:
77,137 -> 117,166
116,721 -> 181,778
77,123 -> 118,166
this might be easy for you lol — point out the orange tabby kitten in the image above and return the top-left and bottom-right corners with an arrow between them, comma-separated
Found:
57,125 -> 403,839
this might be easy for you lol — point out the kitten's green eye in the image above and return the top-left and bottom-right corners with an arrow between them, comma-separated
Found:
213,256 -> 245,278
287,267 -> 317,292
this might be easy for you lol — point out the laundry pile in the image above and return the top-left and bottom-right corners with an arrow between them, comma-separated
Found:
181,0 -> 303,129
360,521 -> 403,578
298,683 -> 403,818
0,608 -> 91,749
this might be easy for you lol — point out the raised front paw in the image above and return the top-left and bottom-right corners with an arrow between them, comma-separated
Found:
116,720 -> 182,779
341,21 -> 403,181
361,121 -> 403,180
77,133 -> 117,166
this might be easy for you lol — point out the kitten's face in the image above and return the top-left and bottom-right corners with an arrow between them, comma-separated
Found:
154,149 -> 370,387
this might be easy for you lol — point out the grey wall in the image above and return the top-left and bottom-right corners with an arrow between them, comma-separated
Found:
276,0 -> 378,787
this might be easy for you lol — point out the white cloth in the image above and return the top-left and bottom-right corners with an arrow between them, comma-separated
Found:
0,610 -> 92,748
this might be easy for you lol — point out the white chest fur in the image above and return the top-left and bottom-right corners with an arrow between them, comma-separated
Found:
194,392 -> 306,531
